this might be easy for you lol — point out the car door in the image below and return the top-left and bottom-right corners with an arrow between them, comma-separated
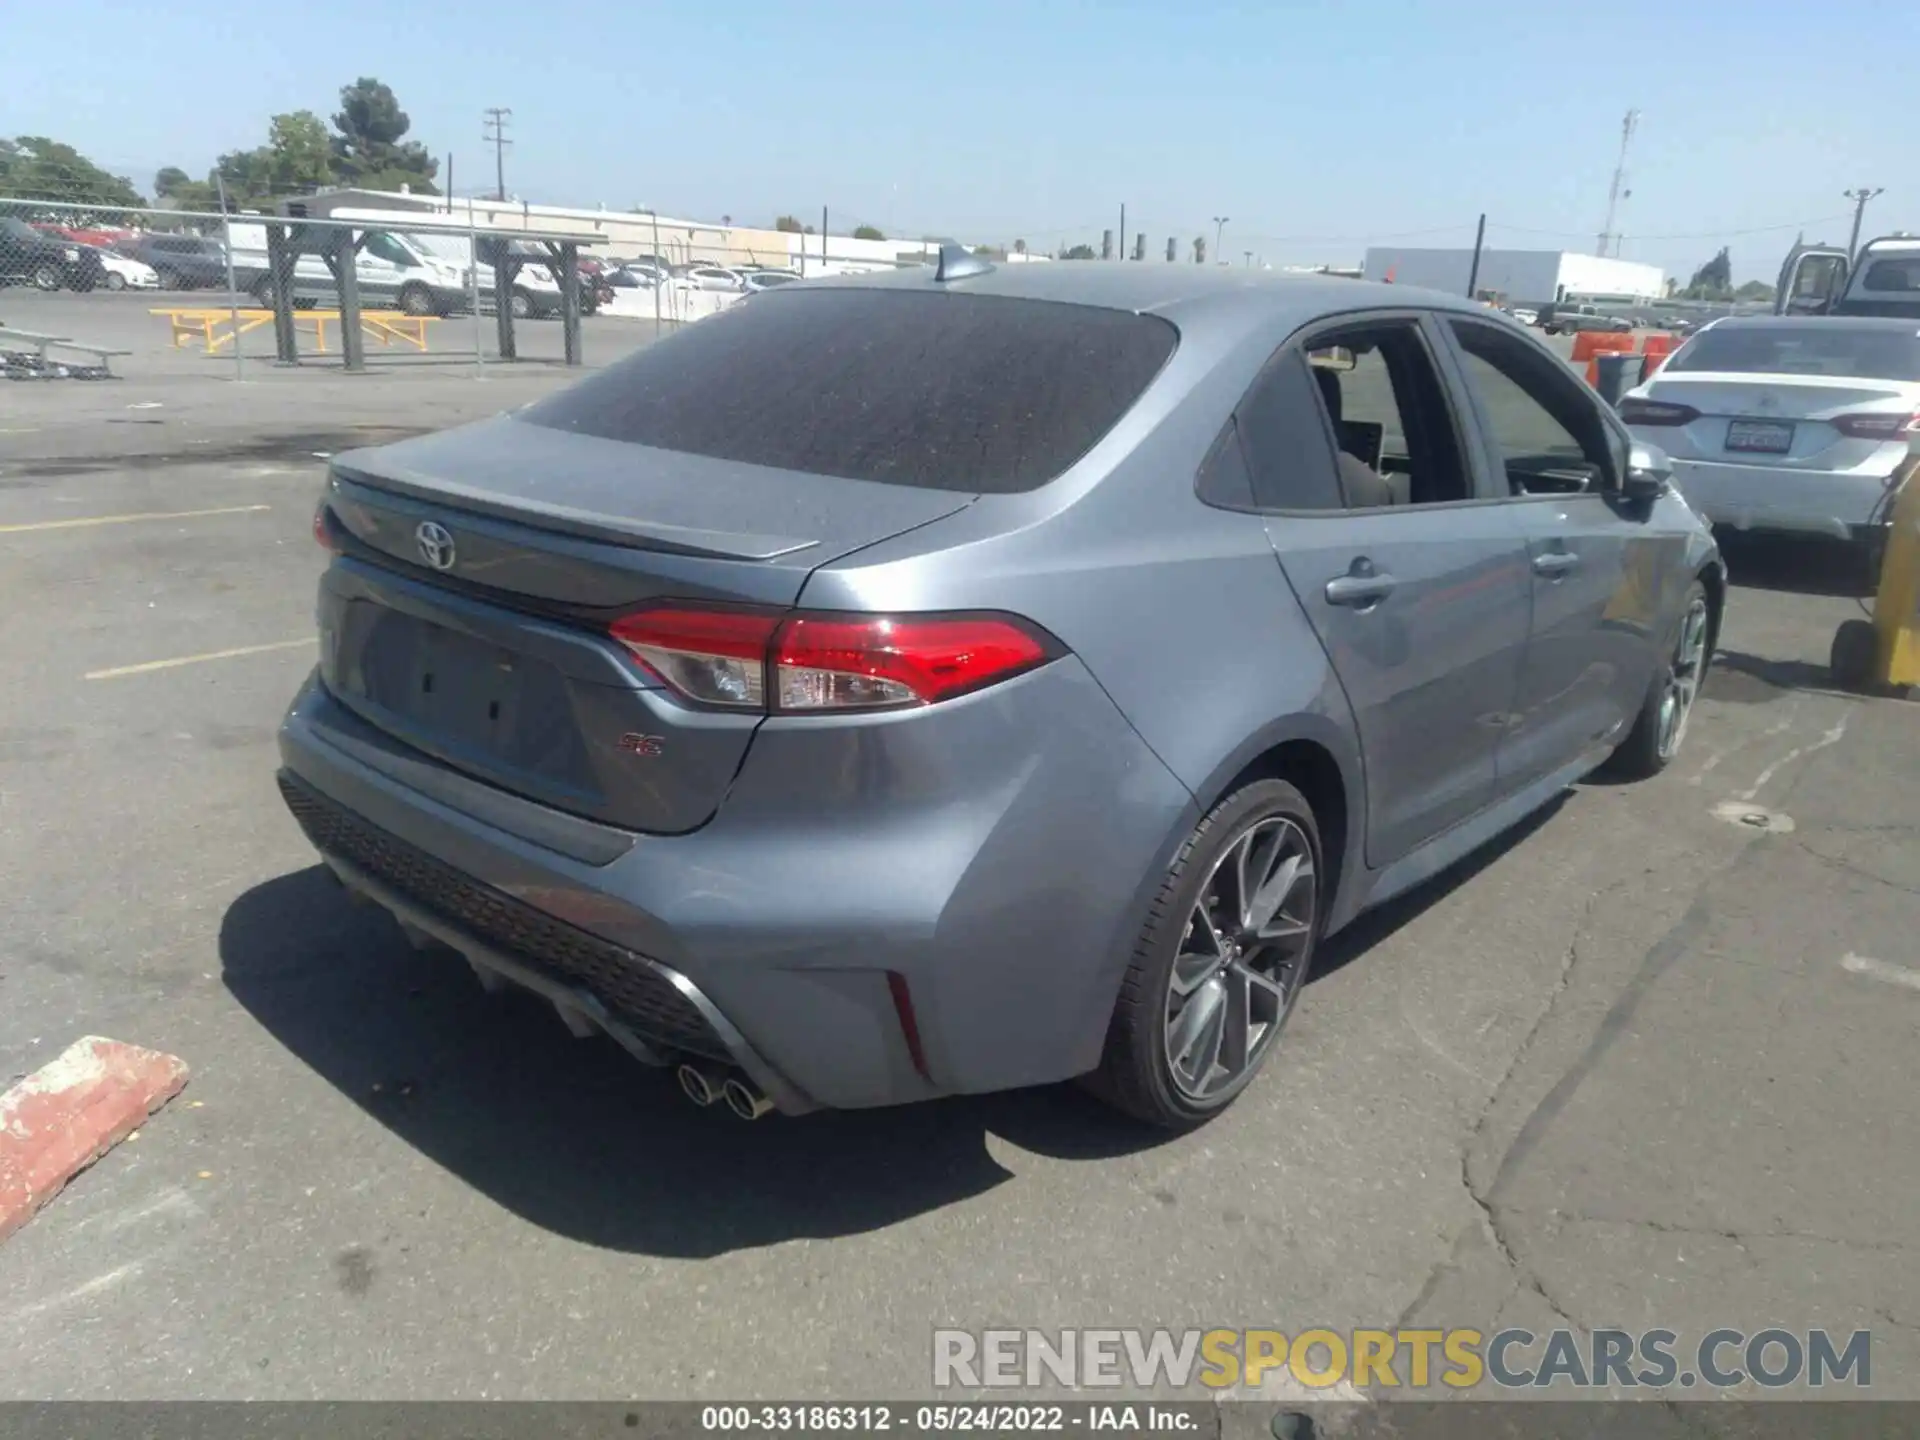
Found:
1435,315 -> 1683,792
1251,314 -> 1535,868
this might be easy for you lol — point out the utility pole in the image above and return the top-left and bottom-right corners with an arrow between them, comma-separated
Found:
1466,212 -> 1487,298
483,108 -> 513,202
1597,108 -> 1639,257
1212,216 -> 1228,266
1844,187 -> 1884,261
1119,204 -> 1125,260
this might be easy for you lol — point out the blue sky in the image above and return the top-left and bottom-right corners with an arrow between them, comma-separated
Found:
11,0 -> 1913,280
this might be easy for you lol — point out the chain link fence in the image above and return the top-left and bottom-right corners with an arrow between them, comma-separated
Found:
0,171 -> 936,382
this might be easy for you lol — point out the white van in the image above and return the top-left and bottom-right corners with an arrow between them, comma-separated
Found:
226,213 -> 582,318
227,220 -> 466,315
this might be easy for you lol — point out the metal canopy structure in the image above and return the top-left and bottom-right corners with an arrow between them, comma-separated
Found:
261,201 -> 606,371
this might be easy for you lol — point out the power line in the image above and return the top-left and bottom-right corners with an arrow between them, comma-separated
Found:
482,108 -> 513,202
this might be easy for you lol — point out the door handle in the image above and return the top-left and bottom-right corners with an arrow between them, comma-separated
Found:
1325,572 -> 1398,607
1532,551 -> 1581,577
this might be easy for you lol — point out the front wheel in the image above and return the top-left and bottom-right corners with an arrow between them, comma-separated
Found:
397,283 -> 435,317
1606,580 -> 1711,779
31,264 -> 61,291
508,288 -> 534,319
104,271 -> 127,292
1093,779 -> 1322,1128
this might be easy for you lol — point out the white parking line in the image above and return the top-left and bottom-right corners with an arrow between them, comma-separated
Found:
0,504 -> 271,535
1840,954 -> 1920,992
84,637 -> 314,681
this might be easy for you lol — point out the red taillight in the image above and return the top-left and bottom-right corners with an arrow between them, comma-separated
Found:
313,502 -> 339,552
608,607 -> 780,708
1618,397 -> 1699,426
1830,411 -> 1920,440
774,614 -> 1051,710
608,606 -> 1056,712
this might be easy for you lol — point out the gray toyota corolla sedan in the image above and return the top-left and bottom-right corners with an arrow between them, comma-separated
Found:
278,254 -> 1723,1128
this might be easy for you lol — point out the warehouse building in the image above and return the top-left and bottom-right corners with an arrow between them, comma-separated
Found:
1361,247 -> 1666,307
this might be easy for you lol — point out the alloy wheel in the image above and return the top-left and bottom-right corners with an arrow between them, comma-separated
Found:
1657,595 -> 1710,760
1163,815 -> 1317,1101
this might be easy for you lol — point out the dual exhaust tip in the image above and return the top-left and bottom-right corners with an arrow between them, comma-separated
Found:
677,1062 -> 774,1121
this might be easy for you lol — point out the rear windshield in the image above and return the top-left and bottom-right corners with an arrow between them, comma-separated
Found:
519,288 -> 1179,492
1858,257 -> 1920,293
1665,324 -> 1920,381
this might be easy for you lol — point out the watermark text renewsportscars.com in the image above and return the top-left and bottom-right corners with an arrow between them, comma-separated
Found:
933,1328 -> 1873,1392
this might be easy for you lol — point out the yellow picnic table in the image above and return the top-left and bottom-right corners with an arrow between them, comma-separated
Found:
152,307 -> 437,355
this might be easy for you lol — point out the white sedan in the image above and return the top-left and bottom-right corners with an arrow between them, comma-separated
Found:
92,246 -> 160,291
1620,315 -> 1918,573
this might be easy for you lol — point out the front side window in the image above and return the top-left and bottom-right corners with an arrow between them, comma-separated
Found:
1296,319 -> 1472,508
1447,320 -> 1618,494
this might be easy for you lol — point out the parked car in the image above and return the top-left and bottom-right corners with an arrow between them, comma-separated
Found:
1776,235 -> 1920,320
1537,302 -> 1633,335
85,244 -> 160,291
283,262 -> 1722,1129
607,266 -> 666,290
677,264 -> 747,292
1621,315 -> 1919,578
0,217 -> 105,291
120,233 -> 232,289
742,269 -> 802,293
1508,306 -> 1538,326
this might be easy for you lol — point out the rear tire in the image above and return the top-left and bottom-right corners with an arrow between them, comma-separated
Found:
1830,618 -> 1878,692
509,288 -> 533,320
1093,779 -> 1323,1129
31,264 -> 61,291
397,283 -> 435,317
1607,579 -> 1711,780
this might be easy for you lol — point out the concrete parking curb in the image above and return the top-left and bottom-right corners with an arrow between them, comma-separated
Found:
0,1036 -> 189,1243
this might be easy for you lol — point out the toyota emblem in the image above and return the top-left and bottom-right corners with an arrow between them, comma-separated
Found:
415,521 -> 456,570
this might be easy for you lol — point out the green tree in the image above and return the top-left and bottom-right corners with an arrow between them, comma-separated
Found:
774,215 -> 805,232
264,111 -> 336,194
1193,235 -> 1207,265
1684,247 -> 1733,300
0,137 -> 144,219
1734,279 -> 1776,303
852,223 -> 885,240
154,165 -> 190,196
331,78 -> 438,193
1059,243 -> 1096,260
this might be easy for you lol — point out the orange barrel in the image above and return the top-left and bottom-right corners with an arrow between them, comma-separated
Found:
1570,331 -> 1636,364
1640,332 -> 1679,379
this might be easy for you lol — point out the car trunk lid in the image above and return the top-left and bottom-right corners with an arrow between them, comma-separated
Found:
1638,371 -> 1920,469
318,415 -> 976,833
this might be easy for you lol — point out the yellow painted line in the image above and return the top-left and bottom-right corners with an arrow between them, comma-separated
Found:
0,504 -> 271,535
85,637 -> 315,681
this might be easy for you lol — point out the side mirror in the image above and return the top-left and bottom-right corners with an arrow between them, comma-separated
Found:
1620,441 -> 1672,501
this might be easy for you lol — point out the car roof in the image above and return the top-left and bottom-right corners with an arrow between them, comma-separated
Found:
801,260 -> 1489,336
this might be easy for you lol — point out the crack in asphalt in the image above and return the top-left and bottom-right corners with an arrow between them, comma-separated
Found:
1505,1208 -> 1911,1254
1784,836 -> 1919,896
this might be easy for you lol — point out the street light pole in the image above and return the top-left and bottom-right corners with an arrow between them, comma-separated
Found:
1843,187 -> 1884,262
1213,216 -> 1228,266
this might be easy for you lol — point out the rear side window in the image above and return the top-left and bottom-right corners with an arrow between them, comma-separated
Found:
520,289 -> 1178,493
1235,350 -> 1344,510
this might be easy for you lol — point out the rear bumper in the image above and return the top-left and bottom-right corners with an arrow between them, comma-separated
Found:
275,663 -> 1194,1112
1667,456 -> 1896,542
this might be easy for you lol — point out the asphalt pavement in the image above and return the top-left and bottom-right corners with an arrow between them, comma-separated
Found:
0,290 -> 1915,1413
